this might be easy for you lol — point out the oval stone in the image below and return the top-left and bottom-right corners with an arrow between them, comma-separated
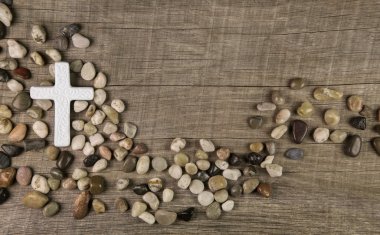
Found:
208,175 -> 227,192
291,120 -> 308,144
372,137 -> 380,156
12,92 -> 31,111
83,154 -> 100,167
0,152 -> 10,169
89,175 -> 106,195
43,201 -> 60,217
248,116 -> 264,129
284,148 -> 304,160
0,187 -> 9,204
344,135 -> 362,157
155,209 -> 177,225
16,166 -> 32,186
73,191 -> 91,220
22,191 -> 49,208
177,207 -> 194,221
56,151 -> 74,170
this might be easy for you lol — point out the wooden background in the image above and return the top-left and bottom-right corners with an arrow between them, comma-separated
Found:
0,0 -> 380,234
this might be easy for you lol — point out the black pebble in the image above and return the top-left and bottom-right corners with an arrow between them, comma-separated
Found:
349,116 -> 366,130
228,153 -> 242,166
245,152 -> 265,165
59,23 -> 81,37
0,152 -> 10,169
23,139 -> 46,152
0,0 -> 13,6
195,171 -> 210,183
0,187 -> 10,205
133,184 -> 149,195
50,167 -> 65,180
0,22 -> 5,39
206,163 -> 221,176
0,68 -> 10,83
1,144 -> 24,157
83,154 -> 100,167
56,151 -> 74,170
177,207 -> 195,221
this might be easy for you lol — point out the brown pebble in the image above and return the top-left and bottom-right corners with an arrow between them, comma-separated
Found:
216,147 -> 230,161
16,166 -> 32,186
257,183 -> 272,198
13,67 -> 31,80
99,146 -> 112,160
249,142 -> 264,153
8,123 -> 27,142
115,197 -> 129,213
44,145 -> 60,161
131,143 -> 148,155
73,191 -> 91,220
0,167 -> 16,187
62,178 -> 77,190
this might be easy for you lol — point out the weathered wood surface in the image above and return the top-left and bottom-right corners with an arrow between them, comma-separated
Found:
1,0 -> 380,234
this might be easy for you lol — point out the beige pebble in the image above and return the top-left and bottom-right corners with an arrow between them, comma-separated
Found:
196,159 -> 210,171
313,87 -> 343,101
185,162 -> 198,175
110,132 -> 126,142
313,127 -> 330,143
131,201 -> 147,217
195,149 -> 208,160
84,122 -> 97,136
93,72 -> 107,88
82,142 -> 95,156
136,155 -> 150,175
168,164 -> 182,179
347,95 -> 363,112
30,51 -> 45,66
35,99 -> 53,111
249,142 -> 264,153
324,108 -> 340,126
138,212 -> 155,225
85,104 -> 96,119
32,120 -> 48,138
215,160 -> 229,170
170,137 -> 186,152
8,123 -> 27,142
329,130 -> 347,143
6,79 -> 23,92
72,120 -> 85,131
89,133 -> 104,146
92,199 -> 106,214
260,155 -> 274,168
77,177 -> 90,191
0,118 -> 12,134
177,174 -> 191,189
123,122 -> 137,138
72,168 -> 88,180
72,33 -> 91,48
270,125 -> 288,139
116,178 -> 130,191
199,139 -> 215,152
31,174 -> 50,194
113,147 -> 128,161
162,188 -> 174,202
31,25 -> 46,44
71,135 -> 86,151
111,99 -> 125,113
142,192 -> 160,211
189,179 -> 204,194
222,169 -> 241,181
92,159 -> 108,173
62,178 -> 77,190
45,49 -> 62,62
257,102 -> 276,111
7,40 -> 27,58
0,3 -> 12,26
0,104 -> 12,119
70,60 -> 83,73
73,101 -> 88,113
174,152 -> 189,167
102,105 -> 119,124
275,108 -> 291,124
103,121 -> 118,135
91,110 -> 106,125
81,62 -> 96,81
265,164 -> 283,177
216,147 -> 230,160
99,145 -> 112,160
94,89 -> 107,106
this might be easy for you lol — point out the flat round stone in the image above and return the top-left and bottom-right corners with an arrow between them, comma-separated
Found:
142,192 -> 159,211
329,130 -> 347,143
89,175 -> 106,195
271,125 -> 288,139
216,147 -> 230,160
43,201 -> 60,217
222,169 -> 241,181
189,179 -> 204,194
206,202 -> 221,220
197,191 -> 214,206
275,108 -> 291,124
214,189 -> 228,203
249,142 -> 264,153
257,102 -> 276,111
162,188 -> 174,202
177,174 -> 191,189
208,175 -> 227,192
168,164 -> 182,179
344,135 -> 362,157
324,108 -> 340,126
122,156 -> 137,173
347,95 -> 363,112
297,101 -> 314,117
313,87 -> 343,101
248,116 -> 264,129
174,152 -> 189,167
155,210 -> 177,225
22,191 -> 49,209
243,178 -> 259,194
222,200 -> 235,212
16,166 -> 32,186
284,148 -> 304,160
148,177 -> 163,192
313,127 -> 330,143
289,77 -> 305,90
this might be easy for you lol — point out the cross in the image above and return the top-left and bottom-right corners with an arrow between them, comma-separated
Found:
30,62 -> 94,147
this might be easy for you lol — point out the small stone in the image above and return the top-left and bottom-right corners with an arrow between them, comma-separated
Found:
206,201 -> 221,220
271,90 -> 286,105
198,191 -> 214,206
196,171 -> 210,182
373,125 -> 380,134
223,169 -> 241,181
257,102 -> 276,111
94,89 -> 107,106
60,23 -> 80,37
22,191 -> 49,209
91,110 -> 106,125
82,142 -> 95,156
116,178 -> 129,191
74,101 -> 89,114
47,177 -> 60,191
208,175 -> 227,192
148,177 -> 163,192
151,157 -> 168,172
118,138 -> 133,150
35,99 -> 52,111
8,123 -> 26,142
313,87 -> 343,101
243,178 -> 259,194
123,122 -> 137,138
248,115 -> 264,129
71,135 -> 85,151
12,92 -> 32,111
359,105 -> 372,118
131,201 -> 147,217
371,137 -> 380,156
1,144 -> 23,158
0,69 -> 9,83
49,64 -> 55,77
56,151 -> 74,170
266,164 -> 283,177
0,3 -> 11,26
142,192 -> 159,211
50,167 -> 65,180
92,199 -> 106,214
92,159 -> 108,172
297,101 -> 314,117
245,152 -> 265,165
23,139 -> 46,152
215,160 -> 228,170
185,162 -> 198,175
89,175 -> 106,195
7,40 -> 27,58
189,179 -> 204,194
177,174 -> 191,189
195,149 -> 208,160
102,121 -> 117,135
228,153 -> 242,166
200,139 -> 215,152
89,133 -> 104,146
6,79 -> 23,92
216,147 -> 230,160
122,156 -> 137,173
77,177 -> 90,191
111,99 -> 125,113
229,184 -> 243,197
70,59 -> 83,72
214,189 -> 228,203
249,142 -> 264,153
222,200 -> 234,212
162,188 -> 174,202
0,58 -> 17,70
0,152 -> 10,169
257,183 -> 272,198
170,137 -> 186,152
26,107 -> 43,119
324,109 -> 340,126
155,210 -> 177,225
291,119 -> 308,144
139,212 -> 155,225
260,155 -> 274,168
43,201 -> 60,217
54,35 -> 68,51
313,127 -> 330,143
84,122 -> 97,136
284,148 -> 304,160
72,120 -> 84,131
271,125 -> 288,139
289,77 -> 305,90
81,62 -> 96,81
114,197 -> 129,213
196,159 -> 210,171
264,141 -> 276,155
275,108 -> 291,124
168,164 -> 182,179
131,143 -> 148,155
136,155 -> 150,175
0,105 -> 11,119
93,72 -> 107,88
243,165 -> 257,176
344,135 -> 362,157
45,48 -> 61,62
347,95 -> 363,112
31,175 -> 50,194
16,166 -> 32,186
0,167 -> 15,187
72,168 -> 88,180
330,130 -> 347,143
73,191 -> 91,220
133,184 -> 149,195
62,178 -> 77,190
350,116 -> 366,130
177,207 -> 195,221
0,20 -> 4,38
102,105 -> 119,124
174,152 -> 189,167
72,33 -> 90,48
98,145 -> 112,160
30,51 -> 45,66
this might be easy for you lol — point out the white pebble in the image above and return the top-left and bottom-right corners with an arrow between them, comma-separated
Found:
93,72 -> 107,88
89,133 -> 104,146
111,99 -> 125,113
103,121 -> 118,135
0,58 -> 17,70
31,174 -> 50,194
136,155 -> 150,175
170,138 -> 186,152
91,110 -> 106,125
270,125 -> 288,139
197,191 -> 214,206
177,174 -> 191,189
222,200 -> 234,212
72,168 -> 88,180
162,188 -> 174,202
0,3 -> 12,26
30,51 -> 45,66
257,102 -> 276,111
275,109 -> 291,124
72,120 -> 85,131
81,62 -> 96,81
32,120 -> 48,138
142,192 -> 159,211
74,101 -> 88,113
71,135 -> 86,151
92,159 -> 108,172
313,127 -> 330,143
168,164 -> 182,179
45,48 -> 61,62
265,164 -> 283,177
123,122 -> 137,138
31,25 -> 46,44
222,169 -> 241,181
260,155 -> 274,168
189,179 -> 204,194
215,160 -> 229,170
77,177 -> 90,191
196,160 -> 210,171
7,39 -> 27,58
72,33 -> 91,48
6,79 -> 23,92
199,139 -> 215,152
82,142 -> 95,156
94,89 -> 107,106
35,99 -> 53,111
116,178 -> 130,190
138,212 -> 155,225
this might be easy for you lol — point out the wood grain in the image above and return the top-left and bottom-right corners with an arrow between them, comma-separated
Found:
0,0 -> 380,234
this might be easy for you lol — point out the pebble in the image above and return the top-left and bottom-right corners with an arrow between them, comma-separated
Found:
116,178 -> 129,191
214,189 -> 228,203
82,142 -> 94,156
56,151 -> 74,170
132,143 -> 148,154
230,184 -> 243,197
324,108 -> 340,126
72,120 -> 84,131
198,191 -> 214,206
0,20 -> 4,38
195,149 -> 208,160
196,171 -> 210,182
151,157 -> 168,172
131,201 -> 147,217
0,167 -> 15,187
113,147 -> 128,161
289,77 -> 305,89
143,192 -> 160,211
350,116 -> 366,130
257,183 -> 272,198
110,132 -> 126,142
266,164 -> 283,177
26,107 -> 43,119
102,105 -> 119,124
47,177 -> 60,191
270,125 -> 288,139
89,175 -> 106,195
243,178 -> 259,194
265,141 -> 276,155
84,122 -> 97,136
73,101 -> 88,113
344,135 -> 362,157
0,104 -> 11,119
77,177 -> 90,191
31,175 -> 50,194
168,164 -> 182,179
223,169 -> 241,181
177,174 -> 191,189
94,89 -> 107,106
72,168 -> 88,180
313,87 -> 343,101
70,135 -> 85,151
330,130 -> 348,143
271,90 -> 286,105
174,152 -> 189,167
70,59 -> 83,72
91,110 -> 106,125
7,40 -> 27,58
208,175 -> 227,192
49,167 -> 65,180
228,153 -> 242,166
136,155 -> 150,174
291,119 -> 308,144
49,64 -> 55,77
62,178 -> 77,190
196,159 -> 210,171
206,201 -> 221,220
163,188 -> 174,202
170,138 -> 186,152
72,33 -> 91,48
0,152 -> 10,169
133,184 -> 149,195
246,152 -> 265,165
115,197 -> 129,213
347,95 -> 363,112
30,51 -> 45,66
359,105 -> 372,118
35,99 -> 52,111
89,133 -> 104,146
155,210 -> 177,225
313,127 -> 330,143
23,139 -> 46,152
189,179 -> 204,194
216,147 -> 230,160
123,122 -> 137,138
139,212 -> 155,225
374,125 -> 380,134
45,49 -> 61,62
0,69 -> 9,82
55,35 -> 68,50
222,200 -> 235,212
43,201 -> 60,217
103,121 -> 117,135
22,191 -> 49,209
93,72 -> 107,88
16,166 -> 32,186
177,207 -> 195,221
12,92 -> 32,111
85,104 -> 96,119
60,23 -> 80,37
275,108 -> 291,124
122,156 -> 137,172
372,137 -> 380,156
285,148 -> 304,160
243,165 -> 257,176
92,199 -> 106,214
148,177 -> 163,192
260,155 -> 274,168
257,102 -> 276,111
297,101 -> 314,117
6,79 -> 23,92
81,62 -> 96,80
119,138 -> 133,150
0,58 -> 17,70
185,162 -> 198,175
73,191 -> 91,220
249,142 -> 264,153
111,99 -> 125,113
200,139 -> 215,152
0,3 -> 11,26
92,159 -> 108,173
248,115 -> 264,129
8,123 -> 26,142
215,160 -> 228,170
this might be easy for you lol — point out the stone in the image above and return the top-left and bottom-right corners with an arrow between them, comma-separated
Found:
0,69 -> 9,83
143,192 -> 159,210
374,125 -> 380,135
223,169 -> 241,181
71,135 -> 85,151
72,168 -> 88,180
49,64 -> 55,77
81,62 -> 96,81
45,49 -> 61,62
0,19 -> 4,38
257,183 -> 272,198
12,92 -> 31,111
249,142 -> 264,153
70,59 -> 83,72
95,146 -> 110,161
266,164 -> 283,177
94,89 -> 107,106
289,77 -> 305,89
132,143 -> 148,154
313,127 -> 330,143
26,107 -> 43,119
228,153 -> 242,166
84,122 -> 97,136
31,174 -> 50,194
89,175 -> 106,195
60,23 -> 80,37
0,58 -> 17,70
131,201 -> 147,217
136,155 -> 150,174
0,187 -> 9,204
275,108 -> 291,124
22,191 -> 49,209
195,149 -> 208,160
0,167 -> 15,187
7,40 -> 26,58
174,152 -> 189,167
198,191 -> 214,206
0,119 -> 12,134
222,200 -> 235,212
1,144 -> 23,157
265,141 -> 276,155
324,109 -> 340,126
92,199 -> 106,214
89,133 -> 104,146
245,152 -> 265,165
248,115 -> 264,129
119,138 -> 133,150
43,146 -> 59,161
200,139 -> 215,152
111,99 -> 125,113
72,33 -> 91,48
216,147 -> 230,160
92,159 -> 108,173
148,177 -> 163,192
35,99 -> 53,111
72,120 -> 84,131
372,137 -> 380,156
6,79 -> 23,92
122,156 -> 137,173
62,178 -> 77,190
162,188 -> 174,202
110,132 -> 126,142
115,197 -> 129,213
196,171 -> 210,182
243,165 -> 257,176
271,125 -> 288,139
16,166 -> 32,186
116,178 -> 129,190
155,210 -> 177,225
347,95 -> 363,112
43,201 -> 60,217
344,135 -> 362,157
30,51 -> 45,66
0,104 -> 11,118
168,164 -> 182,179
189,179 -> 204,194
133,184 -> 149,195
208,175 -> 227,192
196,159 -> 210,171
50,167 -> 65,180
103,121 -> 117,135
177,174 -> 191,189
359,105 -> 372,118
243,178 -> 259,194
47,177 -> 60,191
206,201 -> 221,220
215,160 -> 228,170
350,116 -> 366,130
73,191 -> 91,220
93,72 -> 107,88
102,105 -> 119,124
229,184 -> 243,197
91,110 -> 106,125
139,212 -> 155,225
257,102 -> 276,111
170,137 -> 186,152
7,124 -> 26,142
23,139 -> 46,152
77,177 -> 90,191
74,101 -> 88,113
313,87 -> 343,101
330,130 -> 348,143
0,2 -> 11,26
284,148 -> 304,160
271,90 -> 286,105
152,156 -> 167,172
0,152 -> 10,169
177,207 -> 195,221
297,101 -> 314,117
185,162 -> 198,175
56,151 -> 74,170
123,122 -> 137,138
260,155 -> 274,168
214,189 -> 228,203
55,35 -> 68,50
291,119 -> 308,144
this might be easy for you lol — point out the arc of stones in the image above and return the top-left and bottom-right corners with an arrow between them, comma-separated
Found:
30,62 -> 94,147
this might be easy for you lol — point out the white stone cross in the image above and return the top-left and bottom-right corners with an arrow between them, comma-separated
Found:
30,62 -> 94,147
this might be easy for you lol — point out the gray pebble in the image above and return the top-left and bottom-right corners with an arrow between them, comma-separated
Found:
151,156 -> 168,172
